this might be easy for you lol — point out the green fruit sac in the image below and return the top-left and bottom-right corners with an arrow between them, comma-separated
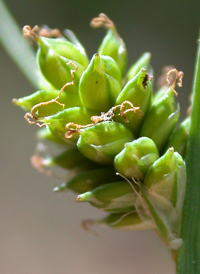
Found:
79,54 -> 122,111
125,52 -> 151,83
140,87 -> 180,152
153,85 -> 168,103
37,49 -> 79,92
98,212 -> 154,231
77,121 -> 134,165
115,69 -> 153,135
144,148 -> 185,205
77,181 -> 137,213
42,107 -> 99,143
56,167 -> 119,194
164,116 -> 190,158
63,29 -> 89,61
98,29 -> 127,77
37,127 -> 65,143
42,149 -> 86,170
114,137 -> 159,180
37,37 -> 88,91
139,148 -> 186,249
14,89 -> 82,118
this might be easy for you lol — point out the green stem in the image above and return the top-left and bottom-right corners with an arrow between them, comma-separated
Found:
0,0 -> 41,88
177,31 -> 200,273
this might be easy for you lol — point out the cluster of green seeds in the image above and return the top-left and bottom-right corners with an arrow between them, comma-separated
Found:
14,14 -> 190,252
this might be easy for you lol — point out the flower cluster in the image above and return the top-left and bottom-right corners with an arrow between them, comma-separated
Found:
14,14 -> 190,252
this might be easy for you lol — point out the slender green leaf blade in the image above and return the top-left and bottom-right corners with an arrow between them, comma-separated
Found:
177,31 -> 200,274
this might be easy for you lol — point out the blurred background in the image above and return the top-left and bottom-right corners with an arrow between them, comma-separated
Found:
1,0 -> 200,273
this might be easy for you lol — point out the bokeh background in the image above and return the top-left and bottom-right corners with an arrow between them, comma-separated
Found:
1,1 -> 200,273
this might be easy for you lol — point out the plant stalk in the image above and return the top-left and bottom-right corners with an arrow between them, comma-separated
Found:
177,31 -> 200,273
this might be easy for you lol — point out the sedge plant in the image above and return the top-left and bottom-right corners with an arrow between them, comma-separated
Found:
1,1 -> 200,272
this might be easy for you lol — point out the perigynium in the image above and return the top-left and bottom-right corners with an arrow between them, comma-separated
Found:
13,13 -> 190,258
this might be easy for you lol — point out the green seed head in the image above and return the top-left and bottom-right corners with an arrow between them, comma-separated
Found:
14,19 -> 188,244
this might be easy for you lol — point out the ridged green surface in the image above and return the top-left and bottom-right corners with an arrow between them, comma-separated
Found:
177,32 -> 200,274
